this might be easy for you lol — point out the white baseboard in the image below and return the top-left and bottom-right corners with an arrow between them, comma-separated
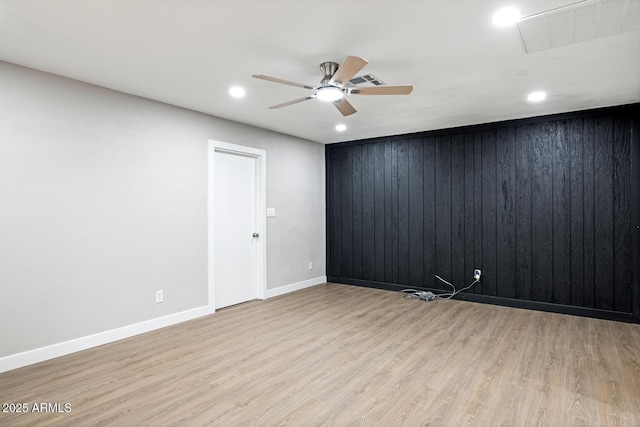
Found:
266,276 -> 327,298
0,276 -> 327,374
0,305 -> 214,374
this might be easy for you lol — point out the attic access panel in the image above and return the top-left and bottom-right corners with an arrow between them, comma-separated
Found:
517,0 -> 640,53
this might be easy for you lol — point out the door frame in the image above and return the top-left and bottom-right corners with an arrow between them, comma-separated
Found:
208,140 -> 267,312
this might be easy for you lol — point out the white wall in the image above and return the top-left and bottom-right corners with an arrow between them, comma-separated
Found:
0,61 -> 326,363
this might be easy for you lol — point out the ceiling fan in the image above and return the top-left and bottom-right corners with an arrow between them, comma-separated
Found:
252,56 -> 413,117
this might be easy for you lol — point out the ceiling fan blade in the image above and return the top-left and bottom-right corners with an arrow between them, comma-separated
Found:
269,96 -> 314,109
334,98 -> 357,116
329,56 -> 368,86
252,74 -> 315,90
349,85 -> 413,95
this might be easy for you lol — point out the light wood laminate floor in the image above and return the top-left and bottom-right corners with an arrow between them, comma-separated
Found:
1,283 -> 639,426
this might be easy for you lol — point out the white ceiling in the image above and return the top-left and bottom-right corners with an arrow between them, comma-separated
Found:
0,0 -> 638,144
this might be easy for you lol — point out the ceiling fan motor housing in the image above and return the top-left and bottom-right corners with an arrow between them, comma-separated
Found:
319,61 -> 339,86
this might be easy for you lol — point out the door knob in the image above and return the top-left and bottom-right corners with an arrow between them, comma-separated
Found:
252,232 -> 260,238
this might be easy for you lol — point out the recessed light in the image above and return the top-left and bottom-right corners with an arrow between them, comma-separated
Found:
335,124 -> 347,132
527,91 -> 547,102
229,86 -> 245,98
492,7 -> 521,26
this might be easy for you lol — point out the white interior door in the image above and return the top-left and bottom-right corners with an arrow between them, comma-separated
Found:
214,150 -> 258,309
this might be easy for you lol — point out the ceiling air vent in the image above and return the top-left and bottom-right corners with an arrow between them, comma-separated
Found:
348,74 -> 386,86
517,0 -> 640,53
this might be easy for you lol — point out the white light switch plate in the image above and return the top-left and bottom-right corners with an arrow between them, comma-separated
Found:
266,208 -> 276,217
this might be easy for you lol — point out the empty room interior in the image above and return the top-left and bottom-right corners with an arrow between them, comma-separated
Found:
1,0 -> 639,425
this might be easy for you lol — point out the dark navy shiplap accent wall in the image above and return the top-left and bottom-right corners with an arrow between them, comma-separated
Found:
326,105 -> 640,323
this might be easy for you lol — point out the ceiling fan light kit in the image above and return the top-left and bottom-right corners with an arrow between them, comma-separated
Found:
252,55 -> 413,116
316,86 -> 344,102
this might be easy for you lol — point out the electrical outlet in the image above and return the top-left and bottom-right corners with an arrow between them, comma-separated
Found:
308,261 -> 313,271
155,290 -> 164,303
474,269 -> 482,280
